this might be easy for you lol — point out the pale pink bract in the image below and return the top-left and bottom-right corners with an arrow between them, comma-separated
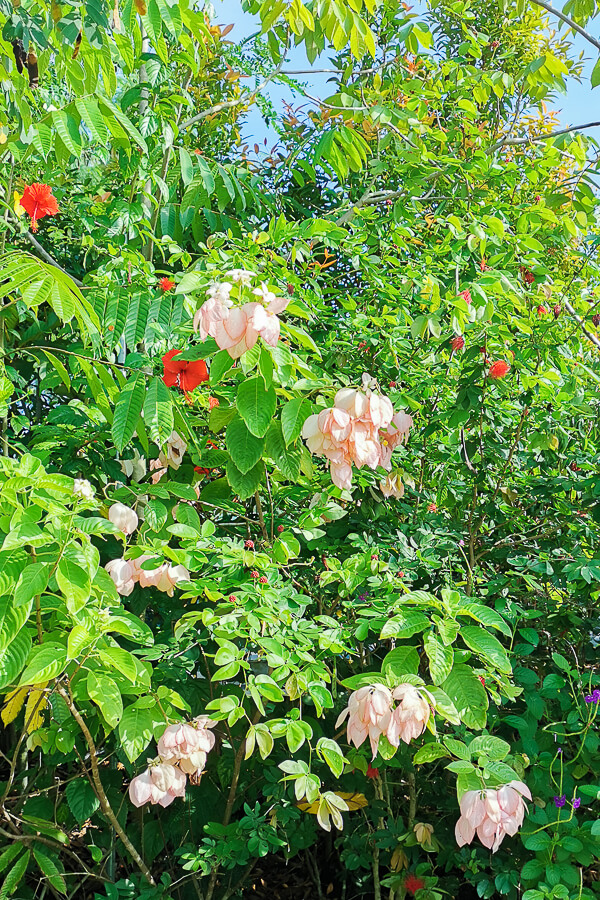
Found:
108,502 -> 138,535
128,762 -> 186,808
455,781 -> 532,852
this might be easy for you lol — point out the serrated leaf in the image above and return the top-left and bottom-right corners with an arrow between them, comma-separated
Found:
143,376 -> 173,444
66,779 -> 100,824
112,374 -> 146,453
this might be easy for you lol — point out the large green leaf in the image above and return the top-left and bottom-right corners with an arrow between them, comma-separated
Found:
425,632 -> 454,684
87,671 -> 123,728
18,644 -> 67,686
281,398 -> 312,445
226,416 -> 264,474
0,629 -> 31,691
380,610 -> 430,640
118,703 -> 155,763
226,460 -> 264,500
441,664 -> 488,730
265,422 -> 301,480
236,377 -> 276,437
66,778 -> 100,824
14,563 -> 49,608
460,626 -> 512,674
112,374 -> 146,453
0,597 -> 33,653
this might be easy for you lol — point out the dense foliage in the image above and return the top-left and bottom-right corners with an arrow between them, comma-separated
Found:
0,0 -> 600,898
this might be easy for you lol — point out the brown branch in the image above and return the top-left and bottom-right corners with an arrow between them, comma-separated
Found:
491,121 -> 600,152
563,298 -> 600,350
254,491 -> 268,542
56,684 -> 155,886
19,228 -> 85,288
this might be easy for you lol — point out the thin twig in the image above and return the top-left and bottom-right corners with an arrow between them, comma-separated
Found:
529,0 -> 600,52
57,684 -> 155,886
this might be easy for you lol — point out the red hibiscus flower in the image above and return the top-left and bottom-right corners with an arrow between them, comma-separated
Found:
451,335 -> 465,351
404,874 -> 425,895
158,277 -> 175,292
488,360 -> 510,380
20,183 -> 59,232
162,349 -> 208,393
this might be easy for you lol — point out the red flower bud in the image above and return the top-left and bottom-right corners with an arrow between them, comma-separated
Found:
537,305 -> 547,317
245,540 -> 255,549
277,524 -> 284,532
259,575 -> 268,584
251,570 -> 259,579
553,305 -> 561,319
228,594 -> 237,602
209,396 -> 220,409
451,335 -> 465,351
593,314 -> 600,327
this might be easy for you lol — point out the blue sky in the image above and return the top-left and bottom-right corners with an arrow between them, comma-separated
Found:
213,0 -> 600,147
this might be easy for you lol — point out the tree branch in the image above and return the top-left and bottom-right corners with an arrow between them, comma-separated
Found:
20,230 -> 84,288
57,684 -> 155,886
528,0 -> 600,52
563,298 -> 600,350
491,121 -> 600,152
180,61 -> 285,131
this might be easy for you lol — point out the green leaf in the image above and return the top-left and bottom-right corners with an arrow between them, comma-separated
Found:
592,57 -> 600,89
226,460 -> 264,500
97,648 -> 138,683
0,850 -> 30,898
87,671 -> 123,728
66,779 -> 100,824
457,602 -> 511,637
425,632 -> 454,684
236,377 -> 277,437
316,737 -> 345,777
286,720 -> 307,753
19,645 -> 67,686
380,610 -> 430,639
226,417 -> 265,474
66,626 -> 90,660
32,848 -> 66,894
0,630 -> 31,691
442,664 -> 488,730
143,377 -> 174,445
265,421 -> 301,480
413,742 -> 451,764
14,563 -> 49,608
469,735 -> 510,760
118,703 -> 155,762
0,597 -> 32,653
112,374 -> 146,453
460,626 -> 511,674
210,349 -> 235,385
56,558 -> 90,613
281,398 -> 312,445
382,646 -> 420,677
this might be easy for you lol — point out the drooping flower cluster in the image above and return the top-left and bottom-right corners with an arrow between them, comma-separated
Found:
302,374 -> 413,490
105,501 -> 190,596
455,781 -> 531,852
107,554 -> 190,597
151,431 -> 187,484
193,274 -> 289,359
336,683 -> 432,758
73,478 -> 95,501
129,717 -> 216,807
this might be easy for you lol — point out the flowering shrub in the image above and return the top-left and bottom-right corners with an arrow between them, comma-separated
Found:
0,1 -> 599,899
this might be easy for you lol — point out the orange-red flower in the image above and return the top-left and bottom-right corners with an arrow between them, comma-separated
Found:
159,277 -> 175,292
488,360 -> 510,380
20,183 -> 59,232
451,335 -> 465,351
162,350 -> 208,393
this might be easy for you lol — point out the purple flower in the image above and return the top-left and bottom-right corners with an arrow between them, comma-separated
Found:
572,798 -> 581,810
554,795 -> 566,808
585,689 -> 600,703
357,593 -> 370,602
557,747 -> 562,755
459,539 -> 465,547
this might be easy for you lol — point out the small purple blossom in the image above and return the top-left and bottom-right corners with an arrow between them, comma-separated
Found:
357,592 -> 370,602
554,795 -> 566,808
585,689 -> 600,703
557,747 -> 562,755
459,539 -> 465,547
572,798 -> 581,810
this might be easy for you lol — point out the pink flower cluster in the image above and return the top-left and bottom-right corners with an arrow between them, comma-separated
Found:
106,555 -> 190,597
455,781 -> 532,852
129,717 -> 216,808
151,431 -> 187,484
336,683 -> 432,758
194,276 -> 289,359
302,375 -> 413,490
